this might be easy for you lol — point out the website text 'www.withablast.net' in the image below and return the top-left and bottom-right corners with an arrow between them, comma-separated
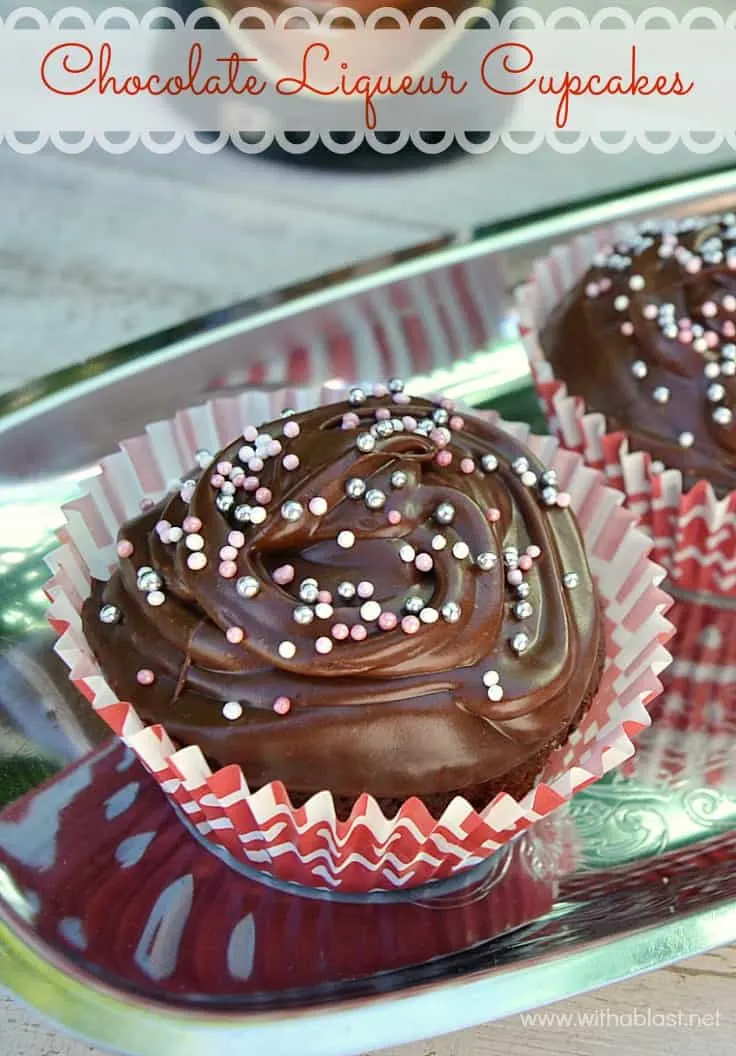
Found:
519,1008 -> 721,1029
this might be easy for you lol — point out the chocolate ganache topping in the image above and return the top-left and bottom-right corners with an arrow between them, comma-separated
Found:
83,385 -> 603,812
542,213 -> 736,496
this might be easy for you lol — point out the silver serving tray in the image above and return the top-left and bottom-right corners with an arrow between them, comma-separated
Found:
2,167 -> 736,1056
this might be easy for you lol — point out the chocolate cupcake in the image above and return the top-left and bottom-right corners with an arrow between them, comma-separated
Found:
82,387 -> 603,817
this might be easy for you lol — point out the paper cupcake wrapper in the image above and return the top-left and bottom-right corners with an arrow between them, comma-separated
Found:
517,226 -> 736,600
45,382 -> 674,893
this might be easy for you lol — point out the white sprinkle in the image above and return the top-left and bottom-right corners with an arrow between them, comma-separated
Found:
315,636 -> 333,655
250,507 -> 267,525
309,497 -> 328,517
278,641 -> 296,659
147,590 -> 166,607
487,685 -> 504,702
399,544 -> 416,563
222,701 -> 243,721
185,533 -> 204,551
678,431 -> 695,448
520,470 -> 537,487
431,534 -> 447,551
614,295 -> 630,311
360,600 -> 381,622
419,606 -> 439,624
482,670 -> 500,686
315,602 -> 334,620
452,541 -> 470,560
337,530 -> 355,549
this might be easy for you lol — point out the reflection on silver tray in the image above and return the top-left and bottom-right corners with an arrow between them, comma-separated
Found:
3,168 -> 736,1056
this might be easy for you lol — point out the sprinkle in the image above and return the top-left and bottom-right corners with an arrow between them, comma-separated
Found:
374,383 -> 389,398
388,377 -> 405,394
273,564 -> 295,586
613,295 -> 630,311
349,386 -> 367,406
350,624 -> 368,641
318,590 -> 333,604
415,553 -> 434,573
510,632 -> 530,655
679,330 -> 693,345
563,572 -> 579,589
255,487 -> 272,506
248,458 -> 264,473
331,623 -> 349,640
219,561 -> 237,579
481,454 -> 498,472
514,600 -> 534,620
337,530 -> 355,549
475,552 -> 496,571
512,457 -> 529,476
293,606 -> 314,626
701,300 -> 718,318
228,531 -> 246,548
278,641 -> 296,659
387,510 -> 402,525
431,534 -> 447,551
375,407 -> 391,420
218,546 -> 237,562
356,433 -> 376,453
401,615 -> 421,635
420,606 -> 439,624
399,544 -> 416,563
449,416 -> 465,431
430,428 -> 450,448
283,454 -> 300,471
236,576 -> 259,598
441,601 -> 461,623
267,440 -> 283,457
117,539 -> 134,558
99,604 -> 121,624
168,526 -> 183,543
685,258 -> 702,274
337,581 -> 356,601
402,416 -> 418,431
378,612 -> 398,631
521,470 -> 538,487
482,670 -> 499,687
585,282 -> 599,298
518,554 -> 533,571
273,697 -> 291,716
345,477 -> 366,500
155,519 -> 171,541
487,685 -> 504,703
243,426 -> 258,443
556,492 -> 571,508
281,501 -> 304,522
392,392 -> 411,405
342,412 -> 360,430
642,304 -> 658,320
678,431 -> 695,448
243,476 -> 259,492
220,482 -> 236,497
357,581 -> 374,599
452,541 -> 470,560
222,701 -> 243,721
460,458 -> 475,474
714,407 -> 733,426
185,533 -> 204,551
486,507 -> 501,523
250,507 -> 267,526
435,450 -> 452,467
527,544 -> 541,559
360,600 -> 381,622
404,596 -> 424,615
187,553 -> 207,571
723,295 -> 736,313
631,359 -> 648,379
309,496 -> 328,516
628,274 -> 645,291
226,626 -> 245,644
216,461 -> 232,476
365,489 -> 387,510
315,636 -> 333,655
283,420 -> 300,439
435,502 -> 455,525
507,569 -> 523,586
136,669 -> 155,685
315,602 -> 334,620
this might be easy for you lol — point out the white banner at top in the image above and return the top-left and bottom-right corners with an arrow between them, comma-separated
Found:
3,7 -> 736,153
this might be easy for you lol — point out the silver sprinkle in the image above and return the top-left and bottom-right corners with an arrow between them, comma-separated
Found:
236,576 -> 259,599
476,552 -> 497,571
481,454 -> 498,472
632,359 -> 648,380
404,595 -> 425,615
435,501 -> 455,525
722,360 -> 736,376
432,407 -> 449,426
365,489 -> 387,510
653,386 -> 670,404
137,569 -> 162,593
707,383 -> 726,403
216,494 -> 235,513
705,362 -> 721,379
373,420 -> 394,439
415,418 -> 433,436
512,456 -> 529,476
388,377 -> 404,394
390,470 -> 408,489
146,590 -> 166,607
514,600 -> 534,620
234,505 -> 252,523
441,601 -> 462,623
345,477 -> 366,499
99,604 -> 121,625
516,581 -> 531,599
563,572 -> 579,590
356,433 -> 376,453
281,501 -> 304,522
281,408 -> 295,418
348,387 -> 367,406
390,418 -> 405,433
293,605 -> 314,625
299,581 -> 319,604
194,449 -> 213,468
723,344 -> 736,361
714,407 -> 733,426
678,431 -> 695,448
541,486 -> 558,506
337,581 -> 356,601
510,632 -> 530,655
540,469 -> 558,487
503,547 -> 519,569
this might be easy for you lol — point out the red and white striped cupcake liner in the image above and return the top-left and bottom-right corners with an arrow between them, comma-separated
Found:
45,382 -> 673,893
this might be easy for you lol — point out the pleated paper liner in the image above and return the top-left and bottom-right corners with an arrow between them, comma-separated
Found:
516,223 -> 736,601
45,383 -> 674,892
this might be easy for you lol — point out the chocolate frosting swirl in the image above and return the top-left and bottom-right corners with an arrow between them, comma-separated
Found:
83,389 -> 602,809
542,213 -> 736,495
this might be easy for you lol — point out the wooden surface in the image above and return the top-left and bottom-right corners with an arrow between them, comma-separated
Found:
2,945 -> 735,1055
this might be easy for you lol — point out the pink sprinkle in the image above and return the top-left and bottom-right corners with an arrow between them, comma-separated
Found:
402,416 -> 418,431
155,519 -> 171,541
449,416 -> 465,431
679,317 -> 691,328
599,277 -> 612,292
248,457 -> 264,473
378,612 -> 398,631
435,450 -> 452,467
350,624 -> 368,641
243,426 -> 258,442
507,569 -> 523,586
401,615 -> 421,635
342,412 -> 360,430
220,545 -> 238,561
724,321 -> 736,338
282,454 -> 300,471
357,581 -> 374,599
392,392 -> 411,405
642,305 -> 658,320
273,696 -> 292,715
679,330 -> 693,345
315,636 -> 333,655
519,554 -> 533,571
318,590 -> 333,604
228,531 -> 245,549
486,508 -> 501,523
556,492 -> 571,508
527,544 -> 541,559
231,472 -> 245,488
255,487 -> 272,505
460,458 -> 475,474
620,321 -> 634,336
373,383 -> 389,398
430,428 -> 450,448
210,474 -> 224,488
136,668 -> 155,685
283,420 -> 300,439
226,626 -> 244,644
415,553 -> 434,573
117,539 -> 134,558
387,509 -> 402,525
375,407 -> 391,420
686,258 -> 702,274
179,488 -> 194,504
585,282 -> 599,298
701,301 -> 718,318
244,476 -> 259,492
267,440 -> 283,457
183,516 -> 202,533
273,564 -> 295,586
729,255 -> 736,271
217,461 -> 232,476
706,331 -> 719,349
187,552 -> 207,571
309,496 -> 328,516
723,295 -> 736,313
219,560 -> 237,579
332,623 -> 349,640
